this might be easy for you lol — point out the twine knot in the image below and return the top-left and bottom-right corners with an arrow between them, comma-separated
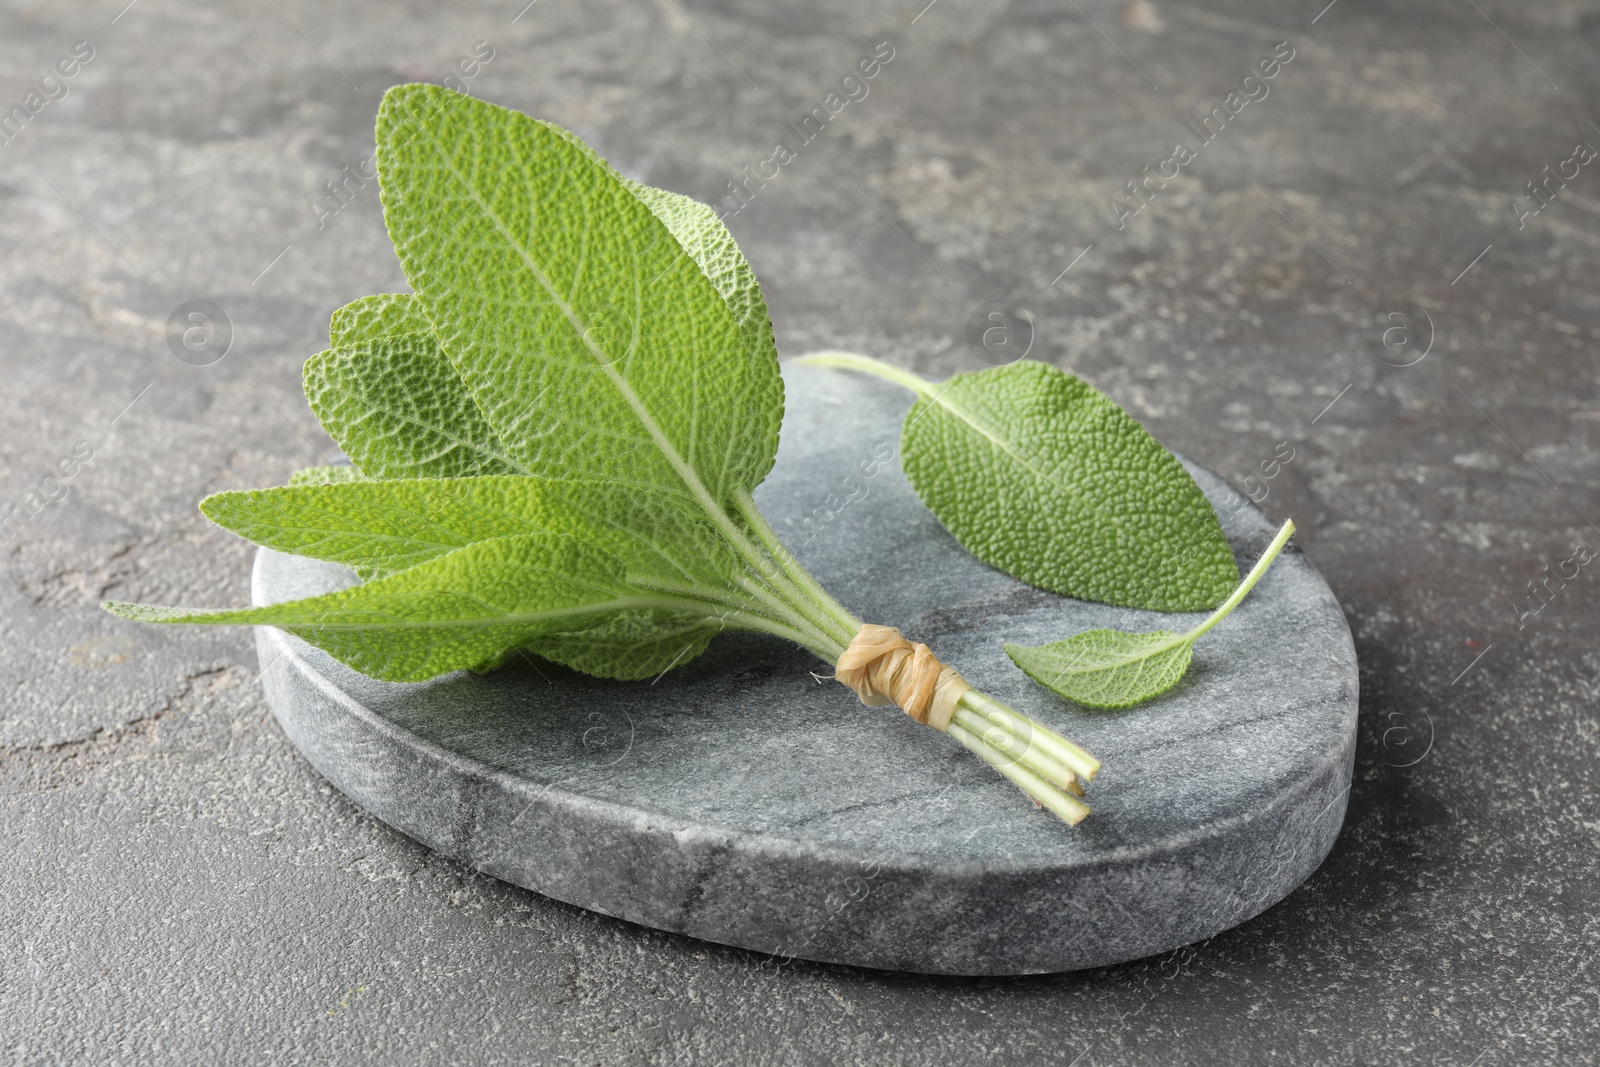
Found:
835,624 -> 971,732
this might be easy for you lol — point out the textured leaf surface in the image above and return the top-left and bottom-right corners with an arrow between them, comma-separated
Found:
304,334 -> 522,480
542,124 -> 778,376
315,291 -> 522,479
288,465 -> 367,487
528,610 -> 723,680
202,477 -> 557,580
206,476 -> 739,583
621,181 -> 777,376
201,475 -> 738,677
1005,519 -> 1295,709
324,289 -> 432,343
376,84 -> 783,503
1006,629 -> 1193,709
898,361 -> 1237,611
328,292 -> 435,345
106,533 -> 671,682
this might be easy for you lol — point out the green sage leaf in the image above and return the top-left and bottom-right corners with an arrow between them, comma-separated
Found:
107,531 -> 678,683
376,84 -> 783,503
1005,519 -> 1294,708
795,354 -> 1238,610
201,476 -> 559,581
304,334 -> 524,480
287,465 -> 367,487
1005,629 -> 1194,710
329,292 -> 435,345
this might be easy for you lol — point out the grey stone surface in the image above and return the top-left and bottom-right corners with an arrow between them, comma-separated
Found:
251,364 -> 1357,975
4,0 -> 1600,1061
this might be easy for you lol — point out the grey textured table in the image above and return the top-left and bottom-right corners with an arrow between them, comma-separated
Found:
1,0 -> 1595,1062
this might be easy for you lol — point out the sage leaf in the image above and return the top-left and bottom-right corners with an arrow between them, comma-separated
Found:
287,465 -> 366,487
132,473 -> 752,680
1005,519 -> 1294,709
376,85 -> 783,503
309,292 -> 524,479
794,353 -> 1238,612
201,476 -> 563,581
329,292 -> 435,344
1005,629 -> 1194,711
202,476 -> 747,591
620,180 -> 778,374
304,334 -> 524,480
110,531 -> 695,683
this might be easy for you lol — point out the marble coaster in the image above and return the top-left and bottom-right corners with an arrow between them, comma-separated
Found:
252,364 -> 1357,975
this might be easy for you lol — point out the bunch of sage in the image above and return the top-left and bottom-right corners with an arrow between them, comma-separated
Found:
110,86 -> 1297,822
107,86 -> 1116,823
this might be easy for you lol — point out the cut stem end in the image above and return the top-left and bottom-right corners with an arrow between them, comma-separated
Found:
949,720 -> 1092,825
831,624 -> 1100,826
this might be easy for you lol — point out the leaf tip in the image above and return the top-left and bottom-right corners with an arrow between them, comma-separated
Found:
378,80 -> 438,112
198,488 -> 259,530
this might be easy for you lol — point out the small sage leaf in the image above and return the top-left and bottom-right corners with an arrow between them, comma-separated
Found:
1006,629 -> 1194,710
1005,519 -> 1295,709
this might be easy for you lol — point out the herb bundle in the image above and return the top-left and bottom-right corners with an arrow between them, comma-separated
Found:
108,87 -> 1295,825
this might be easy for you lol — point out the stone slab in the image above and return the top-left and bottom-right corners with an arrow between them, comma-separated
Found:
251,363 -> 1357,975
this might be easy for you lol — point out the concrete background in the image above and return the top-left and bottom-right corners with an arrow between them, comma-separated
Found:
1,0 -> 1596,1062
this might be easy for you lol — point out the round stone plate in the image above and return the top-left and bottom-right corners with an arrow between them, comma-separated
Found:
252,364 -> 1357,975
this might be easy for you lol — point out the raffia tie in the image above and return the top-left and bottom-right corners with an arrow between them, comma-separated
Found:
834,624 -> 971,733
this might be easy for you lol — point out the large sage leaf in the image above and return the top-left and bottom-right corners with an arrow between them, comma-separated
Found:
112,531 -> 670,683
197,474 -> 751,678
204,476 -> 744,591
202,476 -> 564,581
376,85 -> 783,505
797,353 -> 1239,612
